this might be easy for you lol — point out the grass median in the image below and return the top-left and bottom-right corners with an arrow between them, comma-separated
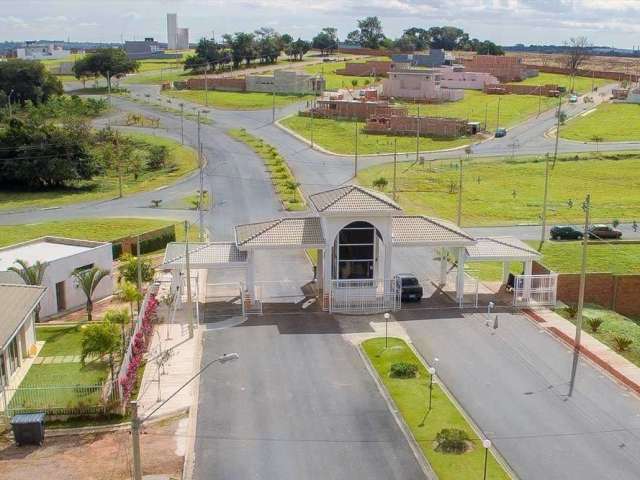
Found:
560,103 -> 640,142
163,89 -> 311,110
362,338 -> 509,480
511,72 -> 609,94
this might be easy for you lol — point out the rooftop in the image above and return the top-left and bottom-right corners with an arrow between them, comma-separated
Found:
0,237 -> 107,271
309,185 -> 402,215
465,237 -> 541,261
0,284 -> 46,348
235,217 -> 325,249
392,216 -> 476,246
162,242 -> 247,268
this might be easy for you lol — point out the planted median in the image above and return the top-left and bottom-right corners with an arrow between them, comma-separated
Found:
362,337 -> 509,480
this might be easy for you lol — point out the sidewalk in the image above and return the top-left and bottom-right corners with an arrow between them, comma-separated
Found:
526,308 -> 640,395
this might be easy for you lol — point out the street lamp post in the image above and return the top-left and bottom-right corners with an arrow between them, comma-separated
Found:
130,352 -> 239,480
427,366 -> 436,411
384,312 -> 390,348
482,439 -> 492,480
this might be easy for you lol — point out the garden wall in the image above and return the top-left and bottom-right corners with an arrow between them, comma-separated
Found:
186,77 -> 246,91
112,225 -> 176,258
484,84 -> 560,96
533,261 -> 640,317
335,61 -> 392,77
337,47 -> 392,56
522,65 -> 640,83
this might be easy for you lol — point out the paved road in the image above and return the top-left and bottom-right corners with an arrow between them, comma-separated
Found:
195,314 -> 425,480
398,310 -> 640,480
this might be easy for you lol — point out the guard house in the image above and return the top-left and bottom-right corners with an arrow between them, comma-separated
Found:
161,186 -> 554,315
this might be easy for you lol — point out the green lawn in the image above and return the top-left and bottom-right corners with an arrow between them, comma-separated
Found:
465,262 -> 522,282
362,338 -> 509,480
0,133 -> 197,211
20,362 -> 109,386
228,128 -> 305,211
0,218 -> 198,248
357,152 -> 640,225
560,103 -> 640,142
540,241 -> 640,274
557,305 -> 640,368
280,115 -> 472,155
512,72 -> 610,94
37,325 -> 85,357
163,89 -> 311,110
303,60 -> 382,91
403,90 -> 557,129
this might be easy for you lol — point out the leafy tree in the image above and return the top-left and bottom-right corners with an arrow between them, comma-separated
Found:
345,30 -> 362,46
103,308 -> 130,355
223,32 -> 257,68
81,320 -> 121,382
357,16 -> 385,49
73,48 -> 139,91
426,26 -> 468,51
117,253 -> 155,284
184,38 -> 228,72
117,280 -> 142,321
372,176 -> 388,190
0,59 -> 63,106
8,259 -> 48,321
403,27 -> 430,50
312,27 -> 339,55
285,38 -> 311,61
73,267 -> 110,322
475,40 -> 504,55
255,27 -> 282,64
394,35 -> 416,52
0,117 -> 97,188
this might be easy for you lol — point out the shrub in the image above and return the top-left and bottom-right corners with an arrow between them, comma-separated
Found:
117,253 -> 155,283
612,335 -> 633,352
372,176 -> 388,190
389,362 -> 418,379
566,305 -> 578,318
586,317 -> 604,333
146,144 -> 169,170
435,428 -> 470,454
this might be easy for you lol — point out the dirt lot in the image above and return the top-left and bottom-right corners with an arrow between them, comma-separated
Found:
0,416 -> 186,480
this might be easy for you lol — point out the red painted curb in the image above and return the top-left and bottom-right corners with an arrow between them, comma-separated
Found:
522,308 -> 546,323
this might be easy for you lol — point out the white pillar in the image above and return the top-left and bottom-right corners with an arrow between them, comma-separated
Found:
502,261 -> 511,283
246,250 -> 256,302
456,247 -> 466,302
524,260 -> 533,300
439,249 -> 448,287
316,248 -> 324,292
383,240 -> 392,281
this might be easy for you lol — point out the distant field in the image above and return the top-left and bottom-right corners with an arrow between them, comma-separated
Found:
513,72 -> 610,94
303,59 -> 383,91
280,115 -> 471,155
357,152 -> 640,225
163,89 -> 311,110
560,103 -> 640,142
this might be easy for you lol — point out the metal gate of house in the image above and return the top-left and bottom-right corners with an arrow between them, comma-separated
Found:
513,273 -> 558,308
203,282 -> 244,323
330,279 -> 401,314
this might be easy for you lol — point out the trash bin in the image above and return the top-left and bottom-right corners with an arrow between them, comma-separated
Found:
10,412 -> 45,446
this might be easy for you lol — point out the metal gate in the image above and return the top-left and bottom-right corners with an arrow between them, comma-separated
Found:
330,279 -> 400,314
203,282 -> 244,323
513,273 -> 558,308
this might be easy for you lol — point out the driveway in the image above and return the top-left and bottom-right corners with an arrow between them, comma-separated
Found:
397,309 -> 640,480
194,313 -> 425,480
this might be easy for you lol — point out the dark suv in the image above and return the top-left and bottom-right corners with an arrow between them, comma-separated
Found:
550,225 -> 583,240
588,224 -> 622,240
396,274 -> 423,302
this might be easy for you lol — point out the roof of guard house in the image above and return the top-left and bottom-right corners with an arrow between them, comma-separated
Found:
465,237 -> 541,260
392,216 -> 476,245
235,217 -> 325,249
308,185 -> 401,214
162,242 -> 247,267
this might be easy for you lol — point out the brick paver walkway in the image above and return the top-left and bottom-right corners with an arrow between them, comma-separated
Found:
33,355 -> 82,364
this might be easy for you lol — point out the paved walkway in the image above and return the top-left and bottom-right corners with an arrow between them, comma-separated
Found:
528,308 -> 640,394
32,355 -> 82,364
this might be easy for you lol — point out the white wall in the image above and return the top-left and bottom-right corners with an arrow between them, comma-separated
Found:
39,243 -> 114,318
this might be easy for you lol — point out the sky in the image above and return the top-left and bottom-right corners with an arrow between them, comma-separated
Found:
1,0 -> 640,48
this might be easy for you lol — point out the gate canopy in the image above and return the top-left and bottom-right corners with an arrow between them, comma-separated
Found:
161,242 -> 248,270
464,237 -> 541,263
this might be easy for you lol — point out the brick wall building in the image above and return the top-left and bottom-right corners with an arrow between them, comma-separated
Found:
335,61 -> 392,77
522,64 -> 640,83
462,55 -> 537,82
186,77 -> 246,91
383,71 -> 464,102
304,97 -> 407,120
364,115 -> 468,138
484,83 -> 560,96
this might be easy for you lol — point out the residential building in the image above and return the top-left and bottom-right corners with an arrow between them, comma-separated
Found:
391,49 -> 454,68
124,38 -> 182,60
167,13 -> 177,50
434,66 -> 499,90
461,55 -> 538,82
0,284 -> 45,389
304,96 -> 408,120
335,60 -> 392,77
246,70 -> 325,94
383,70 -> 464,102
364,115 -> 470,138
0,237 -> 113,319
15,41 -> 69,60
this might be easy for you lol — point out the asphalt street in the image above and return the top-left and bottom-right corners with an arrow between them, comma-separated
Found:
399,309 -> 640,480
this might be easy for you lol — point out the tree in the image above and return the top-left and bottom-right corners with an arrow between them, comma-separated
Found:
117,253 -> 154,284
357,16 -> 385,49
117,280 -> 142,321
8,259 -> 48,321
564,37 -> 591,92
81,320 -> 121,382
73,267 -> 110,322
476,40 -> 504,55
285,38 -> 311,61
426,26 -> 468,51
0,59 -> 63,106
394,35 -> 417,52
312,27 -> 339,55
73,48 -> 139,91
403,28 -> 430,50
223,32 -> 257,68
184,37 -> 227,72
103,308 -> 130,355
372,176 -> 388,190
345,30 -> 361,46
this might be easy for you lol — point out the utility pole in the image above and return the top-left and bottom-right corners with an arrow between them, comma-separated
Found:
310,103 -> 315,149
115,133 -> 123,198
107,70 -> 111,106
130,401 -> 143,480
457,156 -> 464,226
136,235 -> 142,310
354,120 -> 359,178
184,221 -> 194,338
393,137 -> 398,201
416,102 -> 421,163
540,94 -> 563,250
272,85 -> 276,123
197,111 -> 204,242
496,97 -> 501,130
180,103 -> 184,145
484,103 -> 488,131
204,63 -> 209,107
568,194 -> 591,397
538,86 -> 542,116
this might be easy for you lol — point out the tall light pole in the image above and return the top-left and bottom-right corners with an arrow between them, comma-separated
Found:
354,120 -> 359,178
204,63 -> 209,107
540,94 -> 563,250
179,103 -> 184,145
416,102 -> 421,163
130,352 -> 239,480
384,312 -> 390,348
496,97 -> 501,130
482,439 -> 492,480
184,221 -> 194,338
568,194 -> 591,397
427,366 -> 436,411
392,138 -> 398,201
272,83 -> 276,123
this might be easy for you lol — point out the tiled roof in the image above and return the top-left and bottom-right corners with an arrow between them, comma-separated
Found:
235,217 -> 325,249
0,284 -> 46,348
309,185 -> 401,214
465,237 -> 541,260
162,242 -> 247,268
392,216 -> 476,245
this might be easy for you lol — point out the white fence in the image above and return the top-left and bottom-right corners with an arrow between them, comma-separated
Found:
513,273 -> 558,308
330,279 -> 400,314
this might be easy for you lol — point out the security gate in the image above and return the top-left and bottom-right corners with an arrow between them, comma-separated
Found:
513,273 -> 558,308
330,279 -> 401,314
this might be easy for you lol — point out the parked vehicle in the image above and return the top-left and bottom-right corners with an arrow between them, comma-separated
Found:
588,224 -> 622,239
569,94 -> 578,103
495,128 -> 507,138
550,225 -> 583,240
396,274 -> 423,302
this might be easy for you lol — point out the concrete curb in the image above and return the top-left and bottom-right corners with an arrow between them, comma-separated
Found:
357,344 -> 437,480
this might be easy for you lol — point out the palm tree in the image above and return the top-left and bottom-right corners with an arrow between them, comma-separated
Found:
103,308 -> 130,356
81,321 -> 121,383
8,259 -> 48,322
73,267 -> 110,322
117,280 -> 142,321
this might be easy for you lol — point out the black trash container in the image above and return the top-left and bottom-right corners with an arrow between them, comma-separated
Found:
10,413 -> 45,446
